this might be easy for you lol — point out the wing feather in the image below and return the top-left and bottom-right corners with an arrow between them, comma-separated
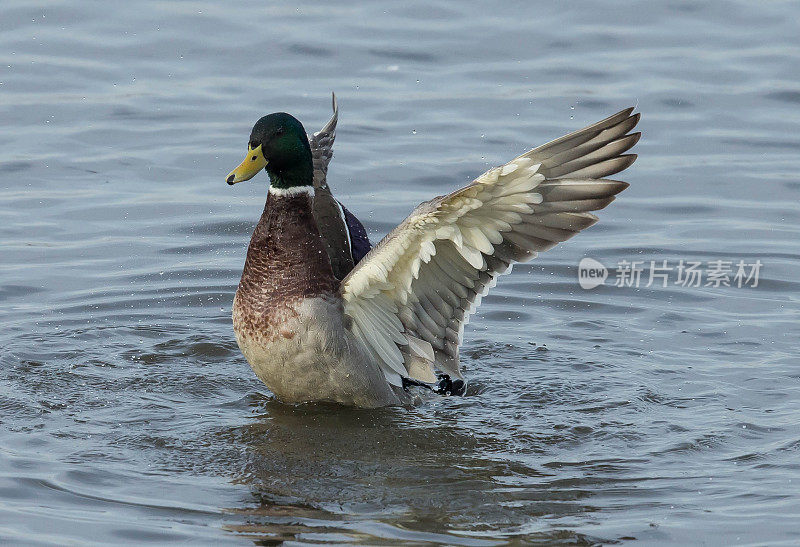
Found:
340,108 -> 640,383
309,92 -> 339,189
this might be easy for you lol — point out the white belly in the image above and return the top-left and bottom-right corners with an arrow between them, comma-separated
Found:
232,294 -> 401,407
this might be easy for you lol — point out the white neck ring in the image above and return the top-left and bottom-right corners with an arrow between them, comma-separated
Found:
268,185 -> 315,197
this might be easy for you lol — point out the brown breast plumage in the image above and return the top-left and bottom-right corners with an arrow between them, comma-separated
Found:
233,191 -> 339,344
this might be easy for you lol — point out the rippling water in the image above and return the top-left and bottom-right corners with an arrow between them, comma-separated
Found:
2,0 -> 800,544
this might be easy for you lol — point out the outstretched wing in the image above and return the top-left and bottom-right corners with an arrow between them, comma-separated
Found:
308,93 -> 363,279
339,108 -> 640,385
309,92 -> 339,190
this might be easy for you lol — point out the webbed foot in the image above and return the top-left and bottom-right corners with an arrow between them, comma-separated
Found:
401,374 -> 466,397
433,374 -> 466,397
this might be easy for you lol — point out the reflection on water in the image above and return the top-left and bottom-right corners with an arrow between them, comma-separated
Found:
2,0 -> 800,544
223,397 -> 608,545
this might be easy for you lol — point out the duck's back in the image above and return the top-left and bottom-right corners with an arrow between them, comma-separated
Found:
312,191 -> 371,279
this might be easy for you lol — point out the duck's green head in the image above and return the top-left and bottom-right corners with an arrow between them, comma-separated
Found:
226,112 -> 313,189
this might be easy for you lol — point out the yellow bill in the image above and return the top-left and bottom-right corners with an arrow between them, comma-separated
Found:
226,144 -> 268,185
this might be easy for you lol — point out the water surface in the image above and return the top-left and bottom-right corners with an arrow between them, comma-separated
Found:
2,0 -> 800,544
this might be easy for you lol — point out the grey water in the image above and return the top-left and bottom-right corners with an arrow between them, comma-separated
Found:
1,0 -> 799,544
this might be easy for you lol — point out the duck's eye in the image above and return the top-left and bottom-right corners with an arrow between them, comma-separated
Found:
275,127 -> 285,137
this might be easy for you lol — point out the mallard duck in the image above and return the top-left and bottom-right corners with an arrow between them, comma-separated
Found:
226,95 -> 640,408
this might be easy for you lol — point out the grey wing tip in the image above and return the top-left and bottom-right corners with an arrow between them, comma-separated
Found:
604,106 -> 634,123
614,153 -> 638,175
615,108 -> 640,126
331,92 -> 338,115
605,179 -> 631,194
